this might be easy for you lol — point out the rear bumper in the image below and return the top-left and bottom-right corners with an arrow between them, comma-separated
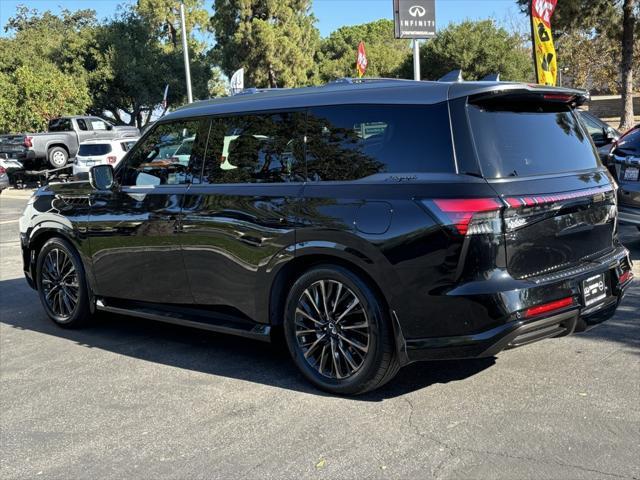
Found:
400,247 -> 632,363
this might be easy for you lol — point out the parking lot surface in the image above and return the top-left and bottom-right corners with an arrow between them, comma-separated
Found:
1,192 -> 639,479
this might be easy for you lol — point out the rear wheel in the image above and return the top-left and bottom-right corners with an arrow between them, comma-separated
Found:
36,237 -> 93,328
48,147 -> 68,168
283,265 -> 398,395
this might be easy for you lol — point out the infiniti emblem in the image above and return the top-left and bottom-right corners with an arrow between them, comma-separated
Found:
409,5 -> 426,17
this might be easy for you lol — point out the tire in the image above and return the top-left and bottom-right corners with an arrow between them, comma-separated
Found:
48,146 -> 68,168
283,265 -> 398,395
36,237 -> 93,328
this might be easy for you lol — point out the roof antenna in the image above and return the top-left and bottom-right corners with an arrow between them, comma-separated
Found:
481,73 -> 500,81
438,69 -> 463,82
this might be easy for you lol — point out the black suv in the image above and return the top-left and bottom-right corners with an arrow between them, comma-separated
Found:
20,80 -> 633,395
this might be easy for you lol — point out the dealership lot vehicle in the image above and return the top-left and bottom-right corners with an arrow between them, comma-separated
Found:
19,80 -> 633,395
577,110 -> 620,161
0,116 -> 139,170
73,138 -> 139,178
0,164 -> 9,193
606,124 -> 640,228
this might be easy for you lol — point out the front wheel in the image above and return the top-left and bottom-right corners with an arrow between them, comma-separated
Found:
36,237 -> 93,328
283,265 -> 399,395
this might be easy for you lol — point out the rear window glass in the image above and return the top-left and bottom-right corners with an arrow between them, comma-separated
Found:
48,118 -> 72,132
468,103 -> 599,178
78,144 -> 112,156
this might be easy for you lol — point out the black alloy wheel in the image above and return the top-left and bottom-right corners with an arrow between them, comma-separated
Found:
284,265 -> 399,395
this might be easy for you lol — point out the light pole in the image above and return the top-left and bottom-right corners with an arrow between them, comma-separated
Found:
412,39 -> 421,81
180,1 -> 193,103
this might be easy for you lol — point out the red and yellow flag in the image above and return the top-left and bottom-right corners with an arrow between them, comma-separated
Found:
531,0 -> 558,86
356,41 -> 368,78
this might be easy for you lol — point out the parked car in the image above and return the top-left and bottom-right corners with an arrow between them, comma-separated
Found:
0,116 -> 139,170
19,80 -> 633,395
606,124 -> 640,229
73,138 -> 140,178
576,110 -> 620,161
0,165 -> 9,193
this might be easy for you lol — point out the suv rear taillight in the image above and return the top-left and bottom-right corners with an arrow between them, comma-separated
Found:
106,156 -> 117,164
23,136 -> 33,148
423,198 -> 503,235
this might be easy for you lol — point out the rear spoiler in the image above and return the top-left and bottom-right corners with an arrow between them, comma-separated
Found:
449,82 -> 590,107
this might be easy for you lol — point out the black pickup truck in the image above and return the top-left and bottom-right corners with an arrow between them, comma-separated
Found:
0,116 -> 139,170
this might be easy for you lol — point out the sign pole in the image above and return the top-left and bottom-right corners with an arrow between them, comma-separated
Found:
412,39 -> 421,80
180,1 -> 193,104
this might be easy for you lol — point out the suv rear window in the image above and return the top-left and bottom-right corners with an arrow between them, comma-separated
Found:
78,144 -> 112,156
468,103 -> 599,178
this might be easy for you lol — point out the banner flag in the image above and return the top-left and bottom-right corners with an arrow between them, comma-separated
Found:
356,42 -> 368,78
230,68 -> 244,95
531,0 -> 558,86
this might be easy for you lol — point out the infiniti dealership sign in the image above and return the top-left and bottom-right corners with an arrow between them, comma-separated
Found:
393,0 -> 436,39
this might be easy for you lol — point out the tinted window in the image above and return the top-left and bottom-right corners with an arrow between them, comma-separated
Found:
616,127 -> 640,154
120,120 -> 209,186
468,103 -> 599,178
48,118 -> 72,132
578,112 -> 606,144
78,144 -> 112,156
202,112 -> 305,184
305,104 -> 454,181
77,119 -> 88,131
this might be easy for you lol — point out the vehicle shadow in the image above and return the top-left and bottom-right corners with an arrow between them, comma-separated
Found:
0,276 -> 497,400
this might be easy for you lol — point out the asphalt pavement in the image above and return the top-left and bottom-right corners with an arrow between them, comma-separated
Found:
1,191 -> 639,479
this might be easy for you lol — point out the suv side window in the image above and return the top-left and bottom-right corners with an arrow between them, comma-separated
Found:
579,112 -> 605,144
202,111 -> 305,184
305,104 -> 455,181
119,119 -> 210,186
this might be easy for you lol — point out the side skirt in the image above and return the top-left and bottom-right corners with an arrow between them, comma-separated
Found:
95,298 -> 271,342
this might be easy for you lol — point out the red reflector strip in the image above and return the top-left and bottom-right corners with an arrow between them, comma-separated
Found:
543,93 -> 575,102
524,297 -> 574,318
619,270 -> 633,284
506,186 -> 612,209
432,198 -> 502,235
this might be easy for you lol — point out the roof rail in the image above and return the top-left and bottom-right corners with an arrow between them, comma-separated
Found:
481,73 -> 501,81
438,69 -> 463,82
326,77 -> 413,86
234,87 -> 290,96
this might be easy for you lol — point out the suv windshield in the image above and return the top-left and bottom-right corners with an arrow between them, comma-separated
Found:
468,103 -> 599,178
79,144 -> 112,156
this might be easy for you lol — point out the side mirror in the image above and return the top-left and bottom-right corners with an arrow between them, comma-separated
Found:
605,127 -> 619,142
89,164 -> 115,190
106,123 -> 114,131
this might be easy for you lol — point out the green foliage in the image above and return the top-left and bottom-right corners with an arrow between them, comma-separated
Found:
211,0 -> 320,88
317,19 -> 411,81
0,6 -> 94,132
137,0 -> 210,49
398,20 -> 532,81
0,64 -> 90,133
89,7 -> 211,126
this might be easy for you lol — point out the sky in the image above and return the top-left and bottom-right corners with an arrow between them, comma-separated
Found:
0,0 -> 525,37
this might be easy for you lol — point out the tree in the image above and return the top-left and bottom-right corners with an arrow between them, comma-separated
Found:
0,6 -> 95,133
89,8 -> 211,127
516,0 -> 637,129
137,0 -> 210,48
317,19 -> 410,81
620,0 -> 637,130
211,0 -> 320,88
398,20 -> 532,81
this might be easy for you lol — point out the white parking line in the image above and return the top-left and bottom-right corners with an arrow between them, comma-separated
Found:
0,219 -> 19,225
